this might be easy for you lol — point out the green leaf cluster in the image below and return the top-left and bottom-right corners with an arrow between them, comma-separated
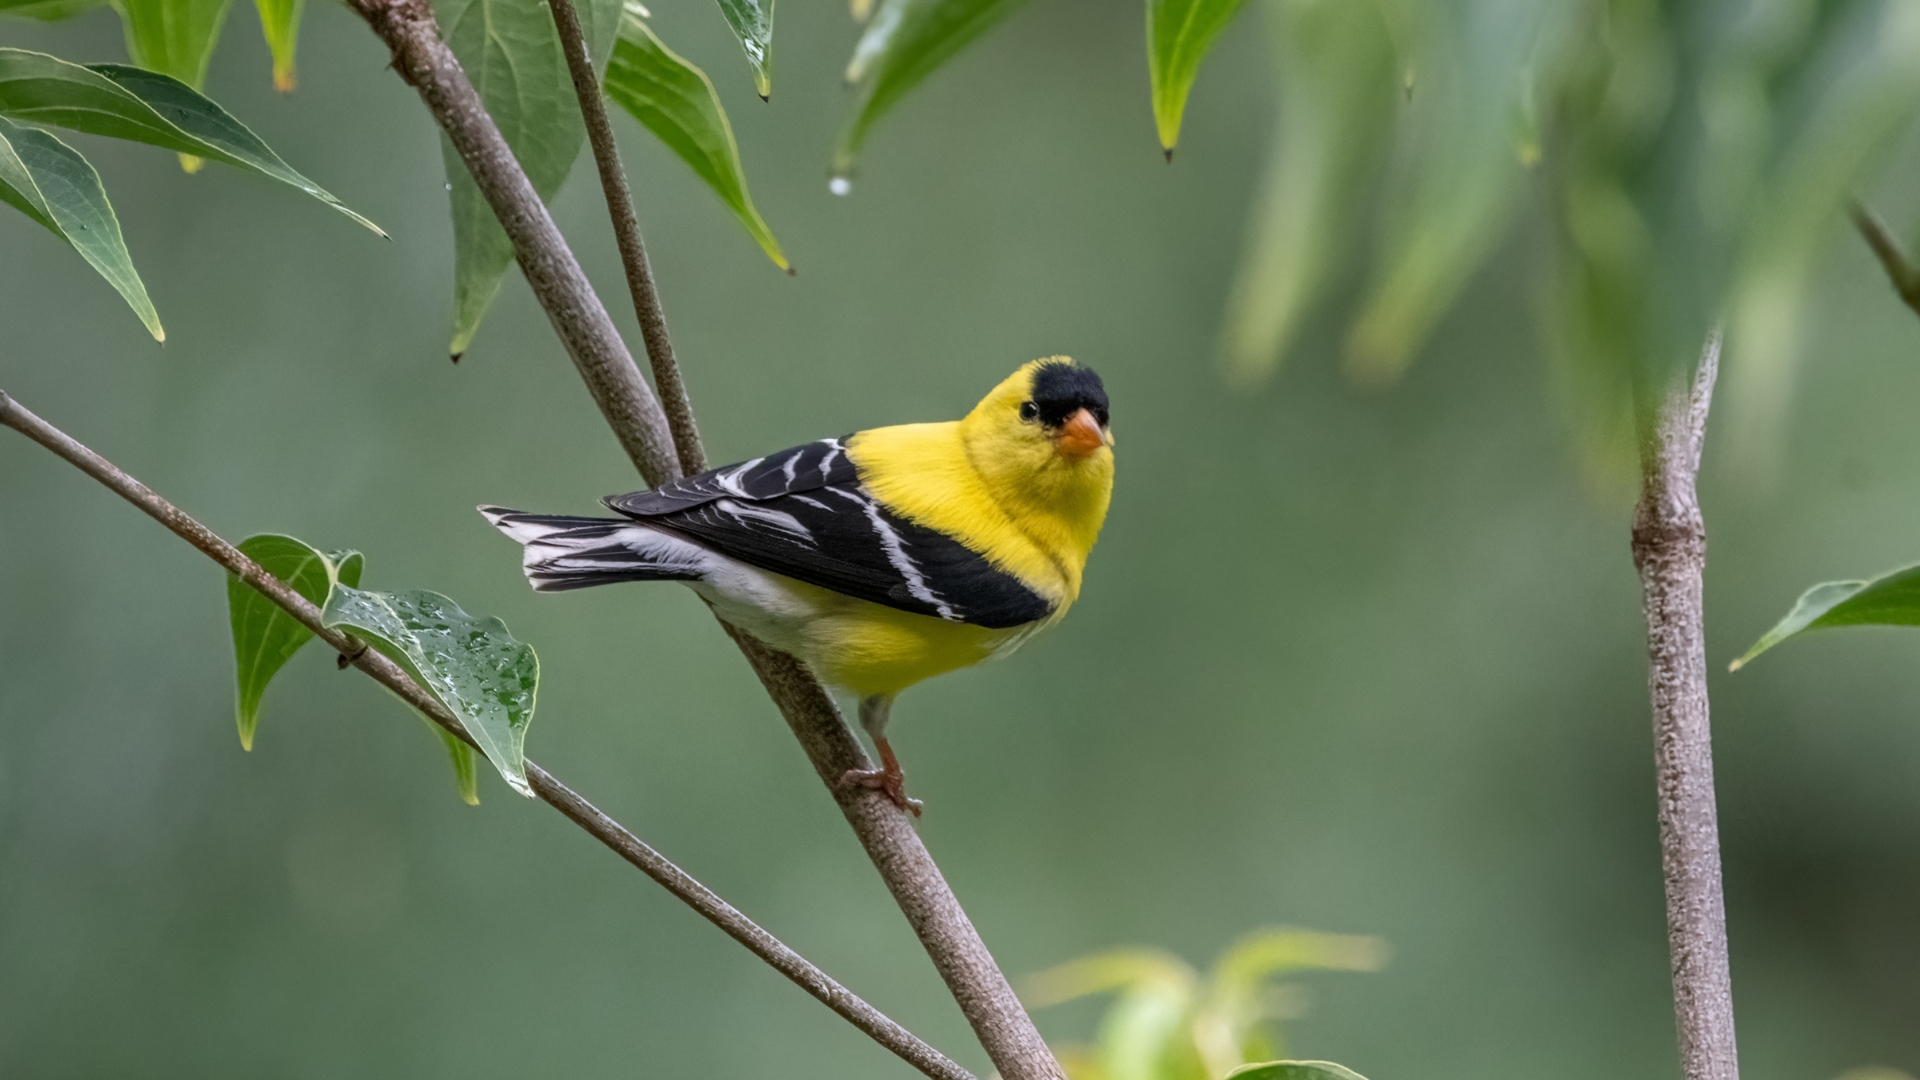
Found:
0,49 -> 379,338
1216,0 -> 1920,479
225,533 -> 541,804
1027,928 -> 1386,1080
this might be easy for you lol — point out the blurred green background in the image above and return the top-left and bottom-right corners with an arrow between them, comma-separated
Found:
4,1 -> 1920,1078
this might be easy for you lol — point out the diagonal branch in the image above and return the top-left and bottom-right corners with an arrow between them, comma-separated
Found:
346,2 -> 1065,1076
1851,200 -> 1920,319
0,389 -> 974,1080
1630,331 -> 1740,1080
547,0 -> 705,474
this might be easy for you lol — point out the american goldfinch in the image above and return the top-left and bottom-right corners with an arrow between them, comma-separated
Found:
482,357 -> 1114,812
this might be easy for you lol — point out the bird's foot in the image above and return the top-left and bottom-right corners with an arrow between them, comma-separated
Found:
839,766 -> 924,817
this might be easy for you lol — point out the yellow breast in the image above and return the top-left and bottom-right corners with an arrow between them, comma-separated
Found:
848,421 -> 1106,606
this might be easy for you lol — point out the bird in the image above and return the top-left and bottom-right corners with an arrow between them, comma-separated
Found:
480,357 -> 1114,814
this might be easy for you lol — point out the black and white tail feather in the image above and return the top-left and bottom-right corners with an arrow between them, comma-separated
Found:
480,437 -> 1054,630
478,510 -> 707,592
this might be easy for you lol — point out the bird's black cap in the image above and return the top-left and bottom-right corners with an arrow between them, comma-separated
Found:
1030,361 -> 1109,428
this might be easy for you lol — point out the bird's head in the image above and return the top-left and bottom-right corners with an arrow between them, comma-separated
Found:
965,356 -> 1112,461
961,358 -> 1114,530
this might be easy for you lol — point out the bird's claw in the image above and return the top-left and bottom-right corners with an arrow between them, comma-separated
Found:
839,767 -> 924,817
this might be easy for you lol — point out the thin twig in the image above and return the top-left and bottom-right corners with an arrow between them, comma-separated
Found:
1630,331 -> 1740,1080
1850,200 -> 1920,318
0,389 -> 975,1080
547,0 -> 706,474
346,3 -> 1066,1077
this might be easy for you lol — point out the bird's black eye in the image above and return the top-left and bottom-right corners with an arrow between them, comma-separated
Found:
1018,400 -> 1039,422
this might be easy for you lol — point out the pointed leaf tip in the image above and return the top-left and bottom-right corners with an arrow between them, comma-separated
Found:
0,51 -> 383,235
1734,567 -> 1920,669
321,586 -> 539,799
227,535 -> 363,751
0,116 -> 165,340
833,0 -> 1031,177
1146,0 -> 1253,157
607,15 -> 790,270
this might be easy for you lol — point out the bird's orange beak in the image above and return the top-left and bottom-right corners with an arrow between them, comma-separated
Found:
1053,407 -> 1110,459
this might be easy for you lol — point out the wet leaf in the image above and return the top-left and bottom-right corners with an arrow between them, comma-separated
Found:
1146,0 -> 1252,155
606,13 -> 787,270
226,535 -> 363,750
0,115 -> 160,339
322,585 -> 539,798
0,49 -> 383,233
0,0 -> 106,21
111,0 -> 235,91
712,0 -> 773,99
253,0 -> 303,92
1228,1063 -> 1370,1080
436,0 -> 620,355
1731,565 -> 1920,671
832,0 -> 1029,183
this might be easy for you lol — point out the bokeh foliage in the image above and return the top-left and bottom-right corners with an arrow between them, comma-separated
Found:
1222,0 -> 1920,478
1029,929 -> 1387,1080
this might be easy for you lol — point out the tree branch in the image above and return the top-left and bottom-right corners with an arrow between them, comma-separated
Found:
345,4 -> 1065,1076
355,0 -> 678,484
0,389 -> 974,1080
1630,331 -> 1740,1080
1850,200 -> 1920,319
547,0 -> 706,474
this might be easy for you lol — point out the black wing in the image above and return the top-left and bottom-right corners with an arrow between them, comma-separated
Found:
603,438 -> 1053,629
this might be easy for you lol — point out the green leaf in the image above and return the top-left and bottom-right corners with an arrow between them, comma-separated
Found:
1146,0 -> 1252,155
1227,1063 -> 1370,1080
226,534 -> 363,750
1026,950 -> 1204,1080
435,725 -> 482,805
0,0 -> 107,21
1220,0 -> 1396,386
436,0 -> 620,355
0,115 -> 161,340
111,0 -> 235,91
712,0 -> 773,99
253,0 -> 303,92
1720,0 -> 1920,476
1344,0 -> 1570,384
1204,928 -> 1388,1066
321,585 -> 539,798
832,0 -> 1030,184
0,49 -> 383,234
606,14 -> 788,270
1730,565 -> 1920,671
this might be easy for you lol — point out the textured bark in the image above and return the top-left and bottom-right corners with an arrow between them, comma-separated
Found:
0,390 -> 975,1080
1630,333 -> 1740,1080
547,0 -> 706,474
343,4 -> 1065,1076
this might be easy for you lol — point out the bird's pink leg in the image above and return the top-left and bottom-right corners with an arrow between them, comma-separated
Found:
840,696 -> 922,815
